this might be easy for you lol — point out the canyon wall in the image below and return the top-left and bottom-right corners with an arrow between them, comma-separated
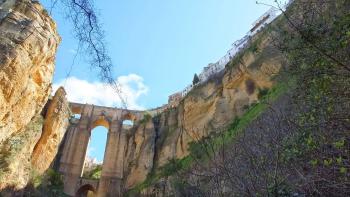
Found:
0,0 -> 284,195
0,0 -> 60,143
120,33 -> 284,192
0,87 -> 69,190
154,43 -> 282,167
58,36 -> 284,194
31,87 -> 70,174
0,0 -> 67,191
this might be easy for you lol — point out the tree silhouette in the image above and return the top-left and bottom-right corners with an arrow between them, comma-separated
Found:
192,73 -> 200,85
48,0 -> 127,108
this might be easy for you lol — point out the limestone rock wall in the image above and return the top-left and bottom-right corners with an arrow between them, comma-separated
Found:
0,87 -> 69,190
121,35 -> 284,190
154,36 -> 283,167
0,114 -> 44,190
0,0 -> 60,143
124,120 -> 156,189
0,0 -> 62,190
31,87 -> 70,174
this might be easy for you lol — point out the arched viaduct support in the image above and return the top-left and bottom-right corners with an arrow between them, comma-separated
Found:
58,102 -> 145,197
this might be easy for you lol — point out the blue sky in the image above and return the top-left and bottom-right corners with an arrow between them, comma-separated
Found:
41,0 -> 277,163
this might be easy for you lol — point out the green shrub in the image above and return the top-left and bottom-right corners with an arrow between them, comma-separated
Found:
83,165 -> 102,180
140,113 -> 152,124
258,88 -> 270,99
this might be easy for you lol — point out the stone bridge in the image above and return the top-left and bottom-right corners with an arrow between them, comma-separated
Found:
58,102 -> 147,197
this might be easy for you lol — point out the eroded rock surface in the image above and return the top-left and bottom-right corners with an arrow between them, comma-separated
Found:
154,36 -> 283,167
125,120 -> 156,188
31,87 -> 70,174
120,34 -> 284,189
0,0 -> 60,143
0,0 -> 61,190
0,114 -> 43,190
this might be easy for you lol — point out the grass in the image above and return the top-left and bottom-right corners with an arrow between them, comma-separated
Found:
127,81 -> 290,196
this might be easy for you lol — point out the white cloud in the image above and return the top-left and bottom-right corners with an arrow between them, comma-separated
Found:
53,74 -> 148,110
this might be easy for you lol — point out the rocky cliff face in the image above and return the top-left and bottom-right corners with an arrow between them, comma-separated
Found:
0,87 -> 69,190
0,114 -> 43,190
0,0 -> 60,143
121,34 -> 284,190
0,0 -> 284,193
124,119 -> 156,189
31,87 -> 70,174
0,0 -> 64,190
153,37 -> 282,167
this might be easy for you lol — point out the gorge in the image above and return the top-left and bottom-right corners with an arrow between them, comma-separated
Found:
0,0 -> 349,197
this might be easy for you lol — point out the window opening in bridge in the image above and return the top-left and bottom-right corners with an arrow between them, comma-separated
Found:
71,106 -> 82,120
73,114 -> 81,119
122,119 -> 134,129
70,113 -> 81,124
82,126 -> 108,180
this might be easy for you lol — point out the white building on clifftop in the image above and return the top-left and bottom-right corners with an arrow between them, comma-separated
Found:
167,3 -> 293,106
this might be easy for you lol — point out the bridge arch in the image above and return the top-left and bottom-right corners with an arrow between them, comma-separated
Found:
91,115 -> 110,130
82,116 -> 109,178
75,184 -> 96,197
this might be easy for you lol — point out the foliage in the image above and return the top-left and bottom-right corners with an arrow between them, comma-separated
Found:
25,168 -> 68,197
265,0 -> 349,195
126,156 -> 193,196
257,88 -> 269,99
127,81 -> 288,195
29,169 -> 43,188
140,113 -> 152,124
83,165 -> 102,180
130,1 -> 350,196
0,115 -> 44,184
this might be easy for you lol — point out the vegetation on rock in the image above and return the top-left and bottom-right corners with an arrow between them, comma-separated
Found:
83,165 -> 103,180
128,0 -> 350,196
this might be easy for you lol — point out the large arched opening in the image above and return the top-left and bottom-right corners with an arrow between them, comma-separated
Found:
82,117 -> 109,180
75,184 -> 96,197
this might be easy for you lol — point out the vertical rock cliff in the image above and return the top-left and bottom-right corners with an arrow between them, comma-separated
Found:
0,86 -> 69,190
0,0 -> 60,143
0,0 -> 64,190
31,87 -> 70,174
153,36 -> 282,167
120,34 -> 284,191
125,119 -> 156,189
